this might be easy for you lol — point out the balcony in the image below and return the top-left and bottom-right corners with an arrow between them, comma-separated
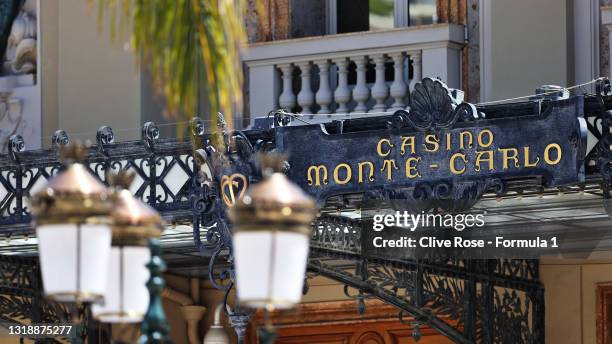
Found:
243,23 -> 465,122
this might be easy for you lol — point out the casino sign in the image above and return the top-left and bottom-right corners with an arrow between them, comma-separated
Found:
276,78 -> 586,211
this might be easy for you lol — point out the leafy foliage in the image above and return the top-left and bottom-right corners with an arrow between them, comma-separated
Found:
369,0 -> 394,16
90,0 -> 246,132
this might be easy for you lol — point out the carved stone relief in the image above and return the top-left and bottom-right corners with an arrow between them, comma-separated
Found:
3,7 -> 36,76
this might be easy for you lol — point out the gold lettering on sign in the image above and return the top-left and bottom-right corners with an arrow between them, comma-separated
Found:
523,147 -> 540,167
401,136 -> 416,155
307,165 -> 328,186
381,160 -> 398,181
450,153 -> 467,175
478,129 -> 494,148
406,157 -> 421,179
377,139 -> 393,157
544,143 -> 562,165
475,151 -> 494,171
459,131 -> 473,149
333,163 -> 352,185
423,134 -> 440,152
303,130 -> 569,187
358,161 -> 375,183
220,173 -> 248,207
498,148 -> 520,169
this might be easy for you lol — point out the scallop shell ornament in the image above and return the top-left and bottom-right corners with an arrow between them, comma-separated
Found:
409,78 -> 454,130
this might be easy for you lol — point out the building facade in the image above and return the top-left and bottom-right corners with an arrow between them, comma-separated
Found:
2,1 -> 612,344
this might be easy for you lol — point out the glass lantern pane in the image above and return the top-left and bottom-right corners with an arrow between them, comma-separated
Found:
271,232 -> 310,308
80,224 -> 113,300
234,230 -> 310,309
92,246 -> 150,323
37,224 -> 112,303
234,231 -> 272,307
37,224 -> 77,298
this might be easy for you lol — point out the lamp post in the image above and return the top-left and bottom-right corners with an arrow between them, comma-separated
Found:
92,171 -> 163,323
138,238 -> 172,344
228,155 -> 316,341
31,142 -> 113,304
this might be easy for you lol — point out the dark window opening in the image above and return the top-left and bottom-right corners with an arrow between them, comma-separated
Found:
335,0 -> 437,34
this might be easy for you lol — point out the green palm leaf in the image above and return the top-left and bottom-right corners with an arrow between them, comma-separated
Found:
90,0 -> 246,138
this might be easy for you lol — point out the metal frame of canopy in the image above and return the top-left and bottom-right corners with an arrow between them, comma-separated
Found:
2,78 -> 612,343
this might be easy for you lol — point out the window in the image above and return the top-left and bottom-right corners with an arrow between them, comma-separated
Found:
409,0 -> 436,26
328,0 -> 437,34
369,0 -> 395,31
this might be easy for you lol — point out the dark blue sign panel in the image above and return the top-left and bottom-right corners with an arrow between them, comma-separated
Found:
276,94 -> 587,209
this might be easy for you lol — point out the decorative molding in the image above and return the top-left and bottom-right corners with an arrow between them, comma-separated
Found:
0,95 -> 23,154
389,77 -> 481,131
3,4 -> 36,76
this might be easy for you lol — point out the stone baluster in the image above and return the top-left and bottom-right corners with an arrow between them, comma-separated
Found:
408,51 -> 423,94
370,54 -> 389,112
334,58 -> 351,113
352,56 -> 370,113
278,63 -> 296,111
315,59 -> 333,114
389,52 -> 408,111
297,62 -> 314,114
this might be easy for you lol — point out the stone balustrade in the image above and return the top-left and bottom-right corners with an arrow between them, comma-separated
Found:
244,24 -> 465,122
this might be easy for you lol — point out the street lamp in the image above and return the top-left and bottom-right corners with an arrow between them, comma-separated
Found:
31,143 -> 113,303
91,172 -> 163,323
228,155 -> 316,310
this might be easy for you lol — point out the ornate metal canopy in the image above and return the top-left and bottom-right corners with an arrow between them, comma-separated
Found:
2,78 -> 612,343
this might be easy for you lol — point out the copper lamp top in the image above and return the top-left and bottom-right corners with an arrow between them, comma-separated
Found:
107,171 -> 163,245
247,173 -> 315,208
112,189 -> 163,229
229,171 -> 317,233
43,163 -> 108,195
30,143 -> 113,224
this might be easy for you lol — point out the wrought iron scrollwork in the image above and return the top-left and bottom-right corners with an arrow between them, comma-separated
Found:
190,116 -> 205,136
142,121 -> 160,152
271,109 -> 292,127
309,215 -> 544,344
96,125 -> 114,156
0,254 -> 72,341
365,178 -> 505,213
51,129 -> 70,151
7,134 -> 24,162
596,110 -> 612,182
189,113 -> 280,343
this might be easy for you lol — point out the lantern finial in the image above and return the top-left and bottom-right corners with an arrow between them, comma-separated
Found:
59,141 -> 89,164
258,153 -> 288,176
107,170 -> 136,190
